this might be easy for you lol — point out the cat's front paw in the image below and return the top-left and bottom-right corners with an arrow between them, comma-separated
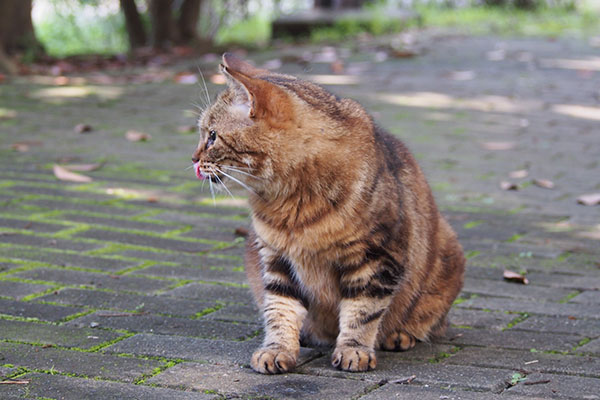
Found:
331,346 -> 376,372
251,347 -> 297,374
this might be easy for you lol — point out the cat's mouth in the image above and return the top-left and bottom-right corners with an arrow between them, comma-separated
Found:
193,162 -> 222,183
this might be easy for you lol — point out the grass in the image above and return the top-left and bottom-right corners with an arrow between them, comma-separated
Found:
416,4 -> 600,38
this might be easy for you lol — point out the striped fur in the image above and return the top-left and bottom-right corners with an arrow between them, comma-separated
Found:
193,53 -> 465,374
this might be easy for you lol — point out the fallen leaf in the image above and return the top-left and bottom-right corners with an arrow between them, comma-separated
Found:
503,270 -> 529,285
0,73 -> 5,83
568,316 -> 577,320
330,60 -> 344,74
533,179 -> 554,189
125,130 -> 151,142
11,140 -> 42,152
509,169 -> 529,179
177,125 -> 196,134
74,123 -> 93,134
62,163 -> 103,172
235,227 -> 249,237
174,72 -> 198,84
147,197 -> 158,203
480,141 -> 516,151
500,181 -> 519,191
53,165 -> 93,183
577,193 -> 600,206
389,49 -> 417,58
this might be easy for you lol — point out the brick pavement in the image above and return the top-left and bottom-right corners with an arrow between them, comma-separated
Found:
1,31 -> 599,399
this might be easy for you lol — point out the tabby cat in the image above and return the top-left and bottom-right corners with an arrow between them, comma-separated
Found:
192,53 -> 465,374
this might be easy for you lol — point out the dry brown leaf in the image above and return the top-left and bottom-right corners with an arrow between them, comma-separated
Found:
53,165 -> 93,183
389,49 -> 418,58
500,181 -> 519,191
509,169 -> 529,179
11,140 -> 43,152
330,60 -> 345,74
533,179 -> 555,189
480,141 -> 516,151
577,193 -> 600,206
390,375 -> 417,385
503,270 -> 529,285
177,125 -> 196,134
74,123 -> 93,134
125,130 -> 151,142
62,163 -> 103,172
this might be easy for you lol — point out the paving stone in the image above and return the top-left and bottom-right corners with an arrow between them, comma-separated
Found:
15,267 -> 171,293
458,297 -> 600,319
525,272 -> 600,290
205,303 -> 261,324
462,277 -> 572,301
0,247 -> 140,271
0,262 -> 17,273
7,184 -> 114,201
439,327 -> 582,352
0,298 -> 84,322
0,232 -> 100,251
0,319 -> 123,349
134,203 -> 247,218
119,249 -> 241,267
569,291 -> 600,305
25,198 -> 143,216
182,227 -> 238,243
300,355 -> 512,392
148,362 -> 370,399
0,280 -> 53,300
163,282 -> 253,304
0,342 -> 163,382
136,264 -> 247,284
67,311 -> 260,340
0,366 -> 17,379
447,308 -> 514,330
4,372 -> 214,400
0,217 -> 68,233
446,347 -> 600,378
515,315 -> 600,337
60,212 -> 182,233
38,288 -> 215,317
362,384 -> 528,400
505,372 -> 600,399
77,229 -> 213,252
150,212 -> 249,231
579,339 -> 600,355
106,333 -> 260,364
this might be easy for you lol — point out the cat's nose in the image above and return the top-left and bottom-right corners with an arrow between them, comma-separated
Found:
191,156 -> 200,163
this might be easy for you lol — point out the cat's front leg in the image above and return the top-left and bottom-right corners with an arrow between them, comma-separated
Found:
333,268 -> 395,372
251,251 -> 308,374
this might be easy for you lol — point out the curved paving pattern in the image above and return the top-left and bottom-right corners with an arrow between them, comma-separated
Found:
1,32 -> 599,399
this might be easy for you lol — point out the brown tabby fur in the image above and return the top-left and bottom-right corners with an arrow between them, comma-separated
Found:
192,53 -> 465,374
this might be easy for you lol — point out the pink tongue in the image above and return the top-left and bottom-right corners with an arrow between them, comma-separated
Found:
193,162 -> 206,180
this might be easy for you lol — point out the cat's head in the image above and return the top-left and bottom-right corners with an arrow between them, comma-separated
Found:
191,53 -> 370,199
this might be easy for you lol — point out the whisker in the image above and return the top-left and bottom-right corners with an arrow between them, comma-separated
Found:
221,165 -> 263,180
197,66 -> 212,108
208,172 -> 216,206
216,167 -> 261,198
211,167 -> 236,201
184,164 -> 195,171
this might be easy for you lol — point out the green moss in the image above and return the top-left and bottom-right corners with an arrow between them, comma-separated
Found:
506,233 -> 524,243
463,220 -> 484,229
559,291 -> 580,304
465,250 -> 481,259
504,313 -> 529,330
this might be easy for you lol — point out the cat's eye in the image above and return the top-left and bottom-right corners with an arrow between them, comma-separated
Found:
206,130 -> 217,148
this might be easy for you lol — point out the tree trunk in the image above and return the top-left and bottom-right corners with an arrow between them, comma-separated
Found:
177,0 -> 202,44
149,0 -> 175,49
120,0 -> 147,50
0,0 -> 42,55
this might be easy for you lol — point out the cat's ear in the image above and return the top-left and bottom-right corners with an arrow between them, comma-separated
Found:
220,54 -> 292,123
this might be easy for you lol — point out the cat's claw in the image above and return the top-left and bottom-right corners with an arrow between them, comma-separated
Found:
251,348 -> 297,374
331,346 -> 376,372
